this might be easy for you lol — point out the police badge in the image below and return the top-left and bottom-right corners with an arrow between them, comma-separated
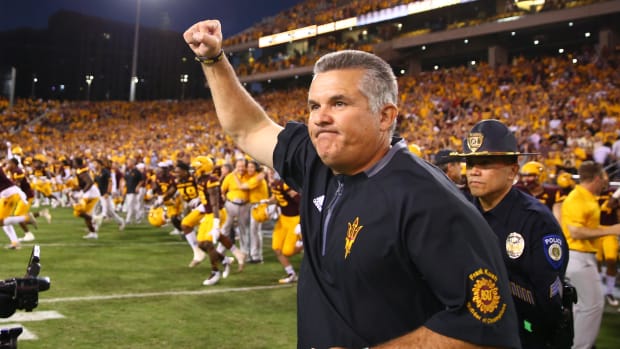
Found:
467,133 -> 484,153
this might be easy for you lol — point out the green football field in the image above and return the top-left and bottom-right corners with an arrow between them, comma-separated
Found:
1,207 -> 619,348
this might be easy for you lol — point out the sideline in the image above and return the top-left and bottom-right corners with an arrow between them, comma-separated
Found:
41,284 -> 292,304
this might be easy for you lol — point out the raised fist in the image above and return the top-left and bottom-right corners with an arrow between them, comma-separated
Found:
183,20 -> 223,58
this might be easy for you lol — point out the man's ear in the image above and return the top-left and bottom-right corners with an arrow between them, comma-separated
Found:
379,103 -> 398,131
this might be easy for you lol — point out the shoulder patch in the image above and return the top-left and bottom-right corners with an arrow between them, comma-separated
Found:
542,234 -> 564,270
466,268 -> 507,324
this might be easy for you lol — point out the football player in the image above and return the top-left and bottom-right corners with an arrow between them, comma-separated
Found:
267,169 -> 303,284
516,161 -> 564,222
0,164 -> 36,249
73,157 -> 101,239
173,160 -> 206,266
188,156 -> 246,285
596,186 -> 620,307
6,158 -> 52,242
151,161 -> 182,235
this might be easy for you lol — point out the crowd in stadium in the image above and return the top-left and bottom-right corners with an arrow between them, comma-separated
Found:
2,44 -> 619,182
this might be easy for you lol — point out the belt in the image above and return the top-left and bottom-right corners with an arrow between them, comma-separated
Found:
229,200 -> 247,206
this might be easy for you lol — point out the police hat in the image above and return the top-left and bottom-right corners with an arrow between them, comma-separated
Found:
434,149 -> 459,166
452,119 -> 538,157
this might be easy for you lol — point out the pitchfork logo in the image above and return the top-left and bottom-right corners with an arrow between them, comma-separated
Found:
344,217 -> 363,259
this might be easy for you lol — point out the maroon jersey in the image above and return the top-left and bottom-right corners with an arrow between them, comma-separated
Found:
598,188 -> 619,226
270,179 -> 300,217
514,183 -> 562,212
0,168 -> 16,192
154,172 -> 175,196
8,167 -> 34,198
196,174 -> 222,214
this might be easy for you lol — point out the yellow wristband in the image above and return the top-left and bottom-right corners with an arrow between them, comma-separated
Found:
194,49 -> 224,65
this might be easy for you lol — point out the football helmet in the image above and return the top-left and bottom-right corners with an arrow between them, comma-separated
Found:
251,203 -> 270,223
521,161 -> 546,183
148,206 -> 168,227
11,145 -> 23,156
191,156 -> 214,177
556,172 -> 576,189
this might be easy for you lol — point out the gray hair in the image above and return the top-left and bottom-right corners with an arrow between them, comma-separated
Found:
313,50 -> 398,115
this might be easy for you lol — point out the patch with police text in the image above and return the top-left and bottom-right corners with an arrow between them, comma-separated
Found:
344,217 -> 363,259
542,234 -> 564,270
466,268 -> 507,324
506,232 -> 525,259
467,133 -> 484,153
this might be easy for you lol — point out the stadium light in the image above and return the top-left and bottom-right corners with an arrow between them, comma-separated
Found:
180,74 -> 188,100
129,0 -> 142,102
85,75 -> 94,101
31,76 -> 38,99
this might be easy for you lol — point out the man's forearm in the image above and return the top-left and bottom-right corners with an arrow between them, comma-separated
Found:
328,326 -> 501,349
372,326 -> 500,349
569,224 -> 620,239
200,56 -> 269,149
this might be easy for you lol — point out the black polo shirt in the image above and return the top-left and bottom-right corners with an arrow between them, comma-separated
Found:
274,122 -> 520,349
124,168 -> 142,194
473,187 -> 568,348
95,167 -> 111,196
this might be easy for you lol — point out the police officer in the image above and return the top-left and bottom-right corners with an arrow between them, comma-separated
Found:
454,119 -> 570,348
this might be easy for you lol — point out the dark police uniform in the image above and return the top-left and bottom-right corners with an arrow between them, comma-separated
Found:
472,188 -> 568,348
454,119 -> 570,349
273,122 -> 520,349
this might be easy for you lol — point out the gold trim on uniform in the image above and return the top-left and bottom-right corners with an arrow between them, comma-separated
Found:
467,268 -> 506,324
467,133 -> 484,152
506,232 -> 525,259
344,217 -> 363,259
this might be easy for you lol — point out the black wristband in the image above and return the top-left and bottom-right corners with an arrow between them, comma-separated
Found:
194,49 -> 224,65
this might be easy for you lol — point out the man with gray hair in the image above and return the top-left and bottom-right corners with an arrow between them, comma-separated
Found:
184,20 -> 520,348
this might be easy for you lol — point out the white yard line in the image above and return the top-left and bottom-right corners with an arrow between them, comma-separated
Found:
40,284 -> 291,304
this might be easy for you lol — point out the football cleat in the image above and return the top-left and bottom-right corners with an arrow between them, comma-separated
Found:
278,273 -> 298,284
83,232 -> 98,240
118,220 -> 126,231
202,271 -> 221,286
19,232 -> 35,242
